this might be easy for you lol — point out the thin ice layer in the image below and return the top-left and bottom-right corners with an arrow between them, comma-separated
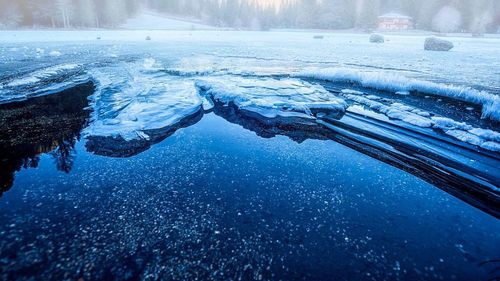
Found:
85,61 -> 203,141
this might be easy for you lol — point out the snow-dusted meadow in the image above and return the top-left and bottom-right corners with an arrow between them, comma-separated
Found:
0,29 -> 499,280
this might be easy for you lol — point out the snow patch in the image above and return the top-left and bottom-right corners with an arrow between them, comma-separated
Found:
49,51 -> 63,57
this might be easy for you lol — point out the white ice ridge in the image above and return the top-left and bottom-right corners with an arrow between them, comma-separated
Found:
195,76 -> 347,120
297,67 -> 500,121
5,64 -> 81,88
84,63 -> 202,141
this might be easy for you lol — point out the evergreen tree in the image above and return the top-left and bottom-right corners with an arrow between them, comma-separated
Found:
355,0 -> 381,29
0,1 -> 23,28
76,0 -> 97,27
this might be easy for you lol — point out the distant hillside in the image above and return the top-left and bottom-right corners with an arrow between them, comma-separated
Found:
121,12 -> 217,30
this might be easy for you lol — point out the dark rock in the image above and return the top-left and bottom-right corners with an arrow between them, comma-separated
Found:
424,37 -> 454,51
369,33 -> 385,43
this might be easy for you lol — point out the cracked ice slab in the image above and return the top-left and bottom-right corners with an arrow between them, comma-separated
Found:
343,90 -> 500,152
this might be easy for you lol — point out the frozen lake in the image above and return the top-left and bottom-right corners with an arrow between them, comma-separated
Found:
0,30 -> 499,280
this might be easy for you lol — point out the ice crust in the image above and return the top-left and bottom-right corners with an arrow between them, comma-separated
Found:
5,64 -> 80,88
0,64 -> 87,104
1,59 -> 497,152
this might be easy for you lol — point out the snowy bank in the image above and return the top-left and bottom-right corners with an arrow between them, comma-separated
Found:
296,68 -> 500,121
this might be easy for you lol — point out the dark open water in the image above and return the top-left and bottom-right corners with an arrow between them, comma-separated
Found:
0,83 -> 499,281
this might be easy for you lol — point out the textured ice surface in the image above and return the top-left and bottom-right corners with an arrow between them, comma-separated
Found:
0,64 -> 85,103
342,92 -> 434,128
341,89 -> 500,151
196,77 -> 347,120
84,61 -> 202,141
85,68 -> 348,140
6,64 -> 78,87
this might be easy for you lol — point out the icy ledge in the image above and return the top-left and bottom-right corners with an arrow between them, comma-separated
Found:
195,77 -> 347,122
5,64 -> 81,88
83,63 -> 203,142
296,67 -> 500,121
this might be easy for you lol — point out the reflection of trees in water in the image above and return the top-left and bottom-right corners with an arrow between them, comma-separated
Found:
0,82 -> 93,197
22,156 -> 41,169
0,137 -> 80,196
50,139 -> 77,174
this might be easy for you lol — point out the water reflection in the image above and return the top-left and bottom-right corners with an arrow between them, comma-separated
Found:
82,97 -> 499,218
1,81 -> 498,218
207,99 -> 500,218
0,82 -> 93,196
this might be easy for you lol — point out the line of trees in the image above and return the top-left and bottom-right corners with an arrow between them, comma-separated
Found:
1,0 -> 499,33
0,0 -> 140,28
